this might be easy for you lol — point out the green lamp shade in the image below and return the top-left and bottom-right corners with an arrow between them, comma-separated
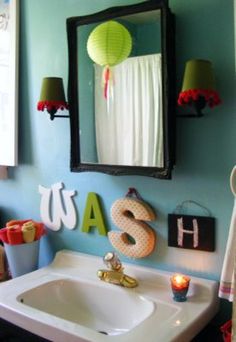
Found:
87,20 -> 132,67
39,77 -> 66,102
178,59 -> 221,109
37,77 -> 68,112
181,59 -> 215,91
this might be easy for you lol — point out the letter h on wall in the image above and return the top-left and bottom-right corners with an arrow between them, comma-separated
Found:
177,217 -> 199,248
168,214 -> 215,252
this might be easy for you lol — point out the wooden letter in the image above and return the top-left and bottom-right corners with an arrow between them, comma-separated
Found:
81,192 -> 107,236
109,198 -> 156,258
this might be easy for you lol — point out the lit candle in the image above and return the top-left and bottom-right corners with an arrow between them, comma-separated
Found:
171,274 -> 190,289
170,274 -> 190,302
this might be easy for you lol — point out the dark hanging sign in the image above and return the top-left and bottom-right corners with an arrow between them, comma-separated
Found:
168,214 -> 215,252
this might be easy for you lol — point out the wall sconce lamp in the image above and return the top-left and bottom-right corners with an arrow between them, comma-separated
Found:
37,77 -> 69,120
177,59 -> 221,117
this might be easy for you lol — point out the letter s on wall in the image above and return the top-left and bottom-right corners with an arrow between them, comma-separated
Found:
109,198 -> 156,258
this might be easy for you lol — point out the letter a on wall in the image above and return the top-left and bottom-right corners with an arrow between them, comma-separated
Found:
109,197 -> 156,258
81,192 -> 107,236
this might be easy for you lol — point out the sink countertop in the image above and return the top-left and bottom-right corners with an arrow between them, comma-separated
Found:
0,250 -> 219,342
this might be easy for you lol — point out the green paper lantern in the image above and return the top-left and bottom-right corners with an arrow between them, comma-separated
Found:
87,20 -> 132,67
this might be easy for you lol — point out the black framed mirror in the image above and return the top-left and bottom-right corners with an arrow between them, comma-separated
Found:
67,0 -> 175,179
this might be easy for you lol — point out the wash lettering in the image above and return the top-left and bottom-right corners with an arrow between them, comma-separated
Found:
38,184 -> 157,257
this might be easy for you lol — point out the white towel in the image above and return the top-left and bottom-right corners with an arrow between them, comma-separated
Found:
219,166 -> 236,301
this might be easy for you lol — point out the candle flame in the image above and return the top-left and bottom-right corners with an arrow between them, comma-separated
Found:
171,274 -> 190,288
175,275 -> 183,284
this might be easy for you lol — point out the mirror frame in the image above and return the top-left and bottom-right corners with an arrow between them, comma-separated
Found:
67,0 -> 175,179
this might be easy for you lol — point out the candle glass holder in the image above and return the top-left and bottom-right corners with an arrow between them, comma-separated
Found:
171,274 -> 190,302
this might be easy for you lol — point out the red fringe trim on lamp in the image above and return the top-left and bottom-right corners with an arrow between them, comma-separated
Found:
178,89 -> 221,108
37,101 -> 69,112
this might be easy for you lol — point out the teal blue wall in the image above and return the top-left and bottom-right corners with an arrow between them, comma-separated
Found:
136,21 -> 161,55
0,0 -> 235,294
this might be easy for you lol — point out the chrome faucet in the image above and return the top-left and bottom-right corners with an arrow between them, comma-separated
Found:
97,252 -> 138,288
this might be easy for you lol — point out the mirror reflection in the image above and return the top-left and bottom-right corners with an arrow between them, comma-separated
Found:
78,10 -> 163,167
67,0 -> 175,179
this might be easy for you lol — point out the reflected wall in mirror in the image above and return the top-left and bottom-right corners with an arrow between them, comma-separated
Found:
67,0 -> 176,179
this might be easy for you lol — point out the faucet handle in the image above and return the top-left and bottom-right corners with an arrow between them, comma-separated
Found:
103,252 -> 122,271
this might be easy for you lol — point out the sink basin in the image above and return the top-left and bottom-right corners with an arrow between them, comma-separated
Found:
17,278 -> 155,336
0,250 -> 219,342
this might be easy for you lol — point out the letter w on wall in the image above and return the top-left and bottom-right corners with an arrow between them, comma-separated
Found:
39,182 -> 77,231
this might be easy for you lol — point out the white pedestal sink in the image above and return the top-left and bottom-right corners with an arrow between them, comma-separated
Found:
17,278 -> 155,336
0,250 -> 219,342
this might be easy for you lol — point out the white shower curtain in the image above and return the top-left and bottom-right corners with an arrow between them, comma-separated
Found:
94,53 -> 163,167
